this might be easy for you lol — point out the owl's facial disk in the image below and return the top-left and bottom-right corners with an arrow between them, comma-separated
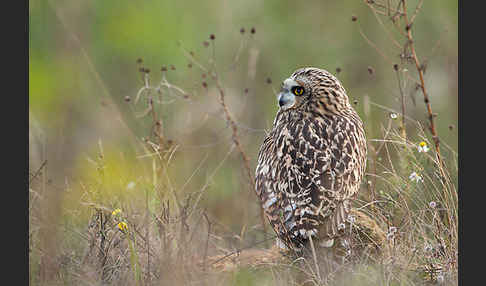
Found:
278,78 -> 305,110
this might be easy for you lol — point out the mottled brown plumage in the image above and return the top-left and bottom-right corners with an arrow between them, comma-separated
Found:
255,67 -> 367,251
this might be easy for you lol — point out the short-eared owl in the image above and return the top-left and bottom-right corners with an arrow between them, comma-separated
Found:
255,67 -> 367,251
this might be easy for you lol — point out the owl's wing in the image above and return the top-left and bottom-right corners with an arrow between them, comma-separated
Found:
255,115 -> 366,248
255,131 -> 292,245
308,115 -> 367,239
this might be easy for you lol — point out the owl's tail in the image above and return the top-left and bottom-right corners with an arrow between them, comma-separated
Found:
320,200 -> 350,242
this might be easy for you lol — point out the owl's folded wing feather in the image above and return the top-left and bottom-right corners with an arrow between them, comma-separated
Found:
255,115 -> 366,249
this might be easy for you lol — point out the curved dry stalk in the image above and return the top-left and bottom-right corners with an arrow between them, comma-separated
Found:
401,0 -> 445,177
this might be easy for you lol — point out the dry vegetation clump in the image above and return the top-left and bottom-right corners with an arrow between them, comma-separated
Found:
29,1 -> 457,285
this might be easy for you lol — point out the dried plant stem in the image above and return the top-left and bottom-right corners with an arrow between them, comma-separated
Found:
394,68 -> 407,140
358,25 -> 392,63
145,188 -> 151,284
30,160 -> 48,184
401,0 -> 445,177
215,82 -> 253,185
307,235 -> 321,282
214,80 -> 268,234
202,212 -> 211,271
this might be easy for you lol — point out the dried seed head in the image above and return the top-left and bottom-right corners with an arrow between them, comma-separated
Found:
124,96 -> 131,102
187,63 -> 193,68
202,81 -> 207,88
136,58 -> 143,64
367,66 -> 374,75
448,124 -> 454,130
266,77 -> 272,84
240,27 -> 245,34
250,27 -> 256,34
161,66 -> 167,72
170,65 -> 176,70
336,67 -> 342,74
244,88 -> 249,94
393,63 -> 399,71
353,99 -> 358,105
144,68 -> 151,73
351,15 -> 358,22
203,41 -> 209,47
202,73 -> 206,78
209,34 -> 215,40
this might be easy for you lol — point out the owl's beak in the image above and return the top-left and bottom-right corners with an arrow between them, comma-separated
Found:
278,92 -> 295,110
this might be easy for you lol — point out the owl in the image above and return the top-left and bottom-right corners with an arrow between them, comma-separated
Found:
255,67 -> 367,251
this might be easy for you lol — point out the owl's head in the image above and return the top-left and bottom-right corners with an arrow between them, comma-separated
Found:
277,67 -> 352,116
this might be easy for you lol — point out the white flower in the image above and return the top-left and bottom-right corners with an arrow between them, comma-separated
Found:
417,141 -> 430,153
409,172 -> 423,183
436,274 -> 444,283
338,223 -> 346,230
126,181 -> 136,190
429,201 -> 437,208
390,112 -> 398,119
347,215 -> 356,224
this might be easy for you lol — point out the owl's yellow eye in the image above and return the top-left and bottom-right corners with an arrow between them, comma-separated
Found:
291,86 -> 304,96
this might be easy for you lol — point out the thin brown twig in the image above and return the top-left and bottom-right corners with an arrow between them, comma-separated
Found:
30,160 -> 48,184
213,80 -> 269,235
401,0 -> 445,177
409,0 -> 424,24
202,212 -> 211,272
214,81 -> 254,187
357,25 -> 392,64
394,67 -> 407,140
368,3 -> 403,49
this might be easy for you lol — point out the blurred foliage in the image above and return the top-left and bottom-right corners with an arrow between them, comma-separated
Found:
29,0 -> 457,214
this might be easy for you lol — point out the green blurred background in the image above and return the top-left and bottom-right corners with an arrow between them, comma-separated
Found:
29,0 -> 457,235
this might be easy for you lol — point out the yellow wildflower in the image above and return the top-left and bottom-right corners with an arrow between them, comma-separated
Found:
417,141 -> 429,153
112,208 -> 122,216
117,222 -> 128,232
